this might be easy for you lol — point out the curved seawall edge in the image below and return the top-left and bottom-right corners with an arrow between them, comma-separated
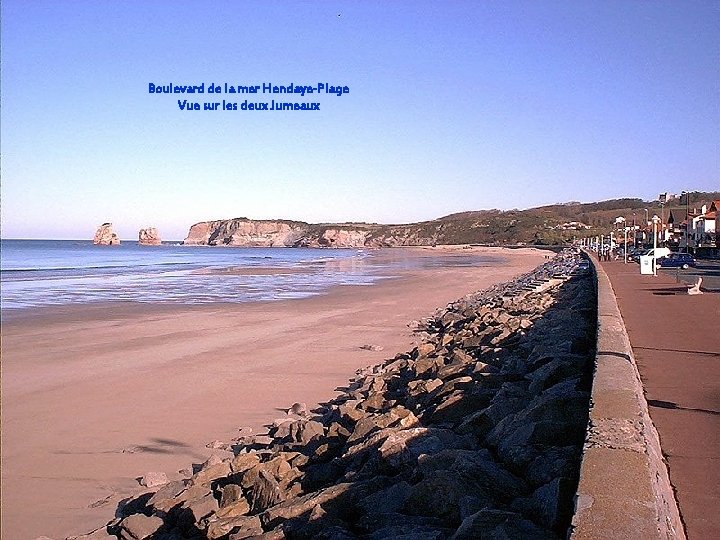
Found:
570,254 -> 685,540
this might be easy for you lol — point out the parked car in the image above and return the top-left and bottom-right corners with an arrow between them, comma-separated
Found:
630,247 -> 671,263
646,247 -> 672,260
657,253 -> 696,269
628,248 -> 645,262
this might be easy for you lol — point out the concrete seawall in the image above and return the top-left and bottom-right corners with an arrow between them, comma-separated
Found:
570,255 -> 685,539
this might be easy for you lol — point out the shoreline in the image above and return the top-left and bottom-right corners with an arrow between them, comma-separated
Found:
0,244 -> 527,317
1,247 -> 547,539
0,245 -> 537,323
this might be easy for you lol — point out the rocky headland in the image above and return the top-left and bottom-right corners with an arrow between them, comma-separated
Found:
182,219 -> 384,248
139,228 -> 162,246
183,219 -> 308,247
182,218 -> 448,248
68,250 -> 596,540
93,223 -> 121,246
180,191 -> 720,247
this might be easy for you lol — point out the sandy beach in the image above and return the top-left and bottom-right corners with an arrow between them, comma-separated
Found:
1,246 -> 547,539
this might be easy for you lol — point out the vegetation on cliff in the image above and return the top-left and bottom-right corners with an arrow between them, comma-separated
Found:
185,192 -> 720,247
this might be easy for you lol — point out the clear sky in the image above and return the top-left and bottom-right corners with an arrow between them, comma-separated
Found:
1,1 -> 718,240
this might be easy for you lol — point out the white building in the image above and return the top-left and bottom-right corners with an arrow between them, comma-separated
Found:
687,201 -> 718,248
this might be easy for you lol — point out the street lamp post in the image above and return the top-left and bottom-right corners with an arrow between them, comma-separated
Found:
615,216 -> 626,262
652,215 -> 660,276
624,227 -> 629,264
682,191 -> 690,254
660,202 -> 665,245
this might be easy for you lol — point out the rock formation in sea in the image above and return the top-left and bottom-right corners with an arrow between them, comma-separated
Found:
93,223 -> 120,246
71,250 -> 596,539
138,227 -> 162,246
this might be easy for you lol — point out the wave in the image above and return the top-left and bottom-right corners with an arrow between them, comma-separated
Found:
0,260 -> 203,273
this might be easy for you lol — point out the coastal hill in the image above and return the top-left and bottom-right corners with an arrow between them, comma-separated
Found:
183,192 -> 720,247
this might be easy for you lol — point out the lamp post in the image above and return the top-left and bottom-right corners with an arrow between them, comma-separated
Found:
680,191 -> 690,253
624,227 -> 629,264
615,216 -> 626,262
652,215 -> 660,276
660,202 -> 665,245
682,191 -> 690,253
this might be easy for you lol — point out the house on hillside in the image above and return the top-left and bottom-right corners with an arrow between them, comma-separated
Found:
698,201 -> 718,248
677,200 -> 719,256
717,200 -> 720,248
554,221 -> 591,231
689,203 -> 716,247
665,210 -> 681,246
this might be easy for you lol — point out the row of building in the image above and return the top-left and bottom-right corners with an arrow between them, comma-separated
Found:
635,196 -> 719,255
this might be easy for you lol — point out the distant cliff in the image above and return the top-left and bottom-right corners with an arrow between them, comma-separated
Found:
183,191 -> 720,248
182,218 -> 438,248
183,218 -> 309,247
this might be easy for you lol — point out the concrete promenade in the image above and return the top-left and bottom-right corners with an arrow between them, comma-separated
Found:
601,260 -> 720,539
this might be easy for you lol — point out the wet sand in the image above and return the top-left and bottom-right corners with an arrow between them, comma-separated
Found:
1,246 -> 547,539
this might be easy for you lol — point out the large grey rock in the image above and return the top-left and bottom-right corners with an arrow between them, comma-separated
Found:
191,460 -> 231,485
219,484 -> 245,509
451,508 -> 557,540
206,515 -> 262,539
288,420 -> 325,445
231,452 -> 261,473
525,446 -> 578,488
250,469 -> 285,512
147,479 -> 188,509
118,514 -> 163,540
150,483 -> 211,513
181,492 -> 218,525
139,471 -> 167,488
403,471 -> 474,524
529,476 -> 575,531
357,480 -> 412,514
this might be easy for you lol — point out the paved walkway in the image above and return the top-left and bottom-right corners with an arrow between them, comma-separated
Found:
601,260 -> 720,540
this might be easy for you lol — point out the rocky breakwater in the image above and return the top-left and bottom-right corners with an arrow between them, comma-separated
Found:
139,228 -> 162,246
74,251 -> 596,540
93,223 -> 120,245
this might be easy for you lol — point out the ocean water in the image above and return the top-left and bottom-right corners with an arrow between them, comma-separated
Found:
0,240 -> 497,312
0,240 -> 386,310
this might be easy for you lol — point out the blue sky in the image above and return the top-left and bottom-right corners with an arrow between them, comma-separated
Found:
1,1 -> 718,240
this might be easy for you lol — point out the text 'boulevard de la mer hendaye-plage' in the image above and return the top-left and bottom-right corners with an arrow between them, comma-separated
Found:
149,82 -> 350,111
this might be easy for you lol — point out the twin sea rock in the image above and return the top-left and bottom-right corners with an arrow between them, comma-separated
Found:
92,223 -> 161,246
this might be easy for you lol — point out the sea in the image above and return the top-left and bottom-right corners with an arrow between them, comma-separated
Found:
0,240 -> 492,312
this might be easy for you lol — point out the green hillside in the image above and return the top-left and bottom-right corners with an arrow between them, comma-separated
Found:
369,191 -> 720,246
